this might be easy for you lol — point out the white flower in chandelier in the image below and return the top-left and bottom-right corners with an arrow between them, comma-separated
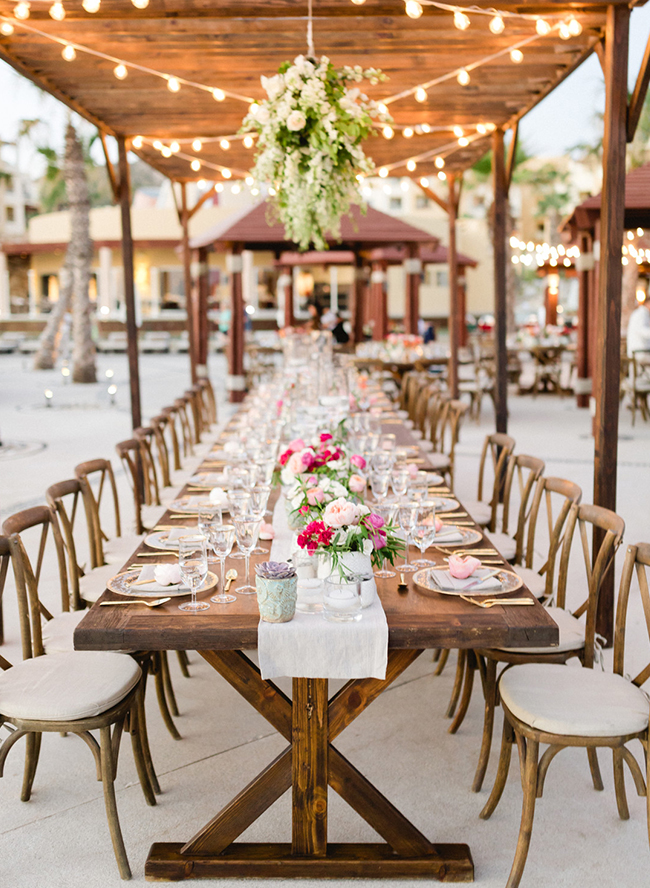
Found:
261,74 -> 284,101
287,110 -> 307,132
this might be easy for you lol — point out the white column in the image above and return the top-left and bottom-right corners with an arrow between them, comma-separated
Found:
27,269 -> 37,317
329,265 -> 338,314
242,250 -> 255,308
97,246 -> 113,315
149,266 -> 161,317
0,252 -> 9,318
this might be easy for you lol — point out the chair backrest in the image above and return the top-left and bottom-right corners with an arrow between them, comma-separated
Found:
45,478 -> 92,611
115,440 -> 146,536
197,377 -> 218,426
184,388 -> 204,442
499,454 -> 546,558
134,427 -> 162,506
437,399 -> 469,484
0,535 -> 10,646
613,542 -> 650,688
476,433 -> 516,522
413,381 -> 439,435
2,506 -> 71,659
425,389 -> 451,450
150,414 -> 173,488
522,475 -> 583,599
160,404 -> 184,470
173,397 -> 195,457
74,458 -> 122,569
556,502 -> 625,667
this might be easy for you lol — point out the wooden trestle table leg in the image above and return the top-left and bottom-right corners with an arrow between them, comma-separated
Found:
144,649 -> 474,881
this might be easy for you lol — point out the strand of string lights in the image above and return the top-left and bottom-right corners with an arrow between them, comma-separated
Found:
9,1 -> 152,18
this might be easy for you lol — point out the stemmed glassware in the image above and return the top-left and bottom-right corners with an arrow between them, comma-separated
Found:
209,524 -> 237,604
412,500 -> 437,568
233,517 -> 262,595
227,490 -> 252,559
249,485 -> 271,554
178,535 -> 209,612
198,503 -> 222,562
409,470 -> 430,502
371,502 -> 398,579
396,501 -> 420,574
391,465 -> 410,501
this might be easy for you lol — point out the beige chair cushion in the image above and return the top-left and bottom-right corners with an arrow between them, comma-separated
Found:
486,530 -> 516,561
0,652 -> 141,722
425,452 -> 451,471
79,564 -> 121,603
498,606 -> 585,655
419,440 -> 434,453
464,500 -> 492,527
103,533 -> 145,566
499,662 -> 649,737
42,611 -> 86,654
513,565 -> 547,599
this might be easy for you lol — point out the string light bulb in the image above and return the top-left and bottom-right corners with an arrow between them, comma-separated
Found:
213,88 -> 225,101
403,127 -> 414,138
489,15 -> 504,35
167,76 -> 180,92
476,123 -> 487,134
245,176 -> 254,186
153,140 -> 163,150
453,125 -> 464,138
192,138 -> 202,152
222,168 -> 231,179
220,138 -> 230,150
1,22 -> 15,34
82,0 -> 100,11
558,21 -> 571,39
161,146 -> 172,157
415,86 -> 427,103
131,0 -> 149,7
458,136 -> 469,147
248,102 -> 259,115
568,17 -> 582,36
191,159 -> 201,171
378,167 -> 389,178
434,156 -> 445,169
457,68 -> 470,86
438,171 -> 446,181
382,125 -> 394,139
170,141 -> 180,153
215,182 -> 225,193
377,102 -> 388,115
421,122 -> 431,133
419,177 -> 429,188
243,135 -> 254,148
404,0 -> 422,19
13,2 -> 30,20
113,64 -> 128,80
61,43 -> 76,61
49,2 -> 65,20
407,159 -> 416,172
232,183 -> 241,194
351,0 -> 365,5
535,18 -> 551,36
510,49 -> 524,63
132,136 -> 143,148
454,11 -> 469,30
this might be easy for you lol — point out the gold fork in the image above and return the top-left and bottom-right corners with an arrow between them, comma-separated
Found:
459,595 -> 534,608
100,597 -> 171,608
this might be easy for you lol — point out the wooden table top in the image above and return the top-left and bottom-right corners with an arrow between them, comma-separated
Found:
74,411 -> 558,655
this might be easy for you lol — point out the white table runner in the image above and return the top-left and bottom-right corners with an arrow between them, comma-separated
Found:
256,493 -> 388,680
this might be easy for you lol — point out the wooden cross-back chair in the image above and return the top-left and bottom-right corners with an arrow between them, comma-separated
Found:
74,458 -> 122,570
486,454 -> 546,564
197,377 -> 218,427
45,478 -> 96,610
173,396 -> 196,457
481,538 -> 647,888
115,440 -> 147,537
184,388 -> 205,443
150,414 -> 175,489
423,389 -> 451,451
160,404 -> 185,471
464,432 -> 516,529
471,501 -> 625,799
623,350 -> 650,425
0,537 -> 10,646
134,427 -> 163,507
0,518 -> 156,879
425,398 -> 468,487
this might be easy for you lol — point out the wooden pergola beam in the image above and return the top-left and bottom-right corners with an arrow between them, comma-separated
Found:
417,183 -> 449,215
505,121 -> 519,196
492,127 -> 508,435
99,131 -> 119,204
447,172 -> 461,399
627,29 -> 650,142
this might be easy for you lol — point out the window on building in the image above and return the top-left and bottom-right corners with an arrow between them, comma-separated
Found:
6,206 -> 14,223
415,195 -> 430,209
389,197 -> 403,211
436,270 -> 448,288
159,269 -> 185,310
5,176 -> 13,193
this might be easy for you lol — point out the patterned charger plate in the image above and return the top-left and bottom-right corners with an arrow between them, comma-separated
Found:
413,567 -> 523,598
143,529 -> 197,551
431,496 -> 462,513
107,571 -> 218,598
431,526 -> 482,547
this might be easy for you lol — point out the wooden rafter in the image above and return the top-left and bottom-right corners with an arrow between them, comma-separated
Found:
416,182 -> 449,214
99,131 -> 119,204
627,30 -> 650,142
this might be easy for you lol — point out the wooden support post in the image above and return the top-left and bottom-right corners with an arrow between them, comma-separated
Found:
576,232 -> 593,408
544,280 -> 558,326
404,244 -> 421,336
292,678 -> 328,857
180,183 -> 198,385
351,253 -> 365,345
196,246 -> 210,368
370,260 -> 388,341
448,172 -> 460,399
116,136 -> 142,431
458,270 -> 468,347
594,3 -> 629,643
228,243 -> 246,403
279,265 -> 294,329
492,128 -> 508,434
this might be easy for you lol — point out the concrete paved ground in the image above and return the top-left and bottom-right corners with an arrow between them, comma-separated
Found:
0,353 -> 648,887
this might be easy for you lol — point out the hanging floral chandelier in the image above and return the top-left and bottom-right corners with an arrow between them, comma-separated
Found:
241,53 -> 390,251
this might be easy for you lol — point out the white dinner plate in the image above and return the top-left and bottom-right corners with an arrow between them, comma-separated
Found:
413,567 -> 523,598
430,527 -> 482,547
107,571 -> 218,598
431,496 -> 461,514
144,529 -> 197,551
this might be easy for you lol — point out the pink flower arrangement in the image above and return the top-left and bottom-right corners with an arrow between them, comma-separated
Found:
350,454 -> 366,470
297,520 -> 335,555
306,486 -> 325,505
348,474 -> 366,493
323,497 -> 360,528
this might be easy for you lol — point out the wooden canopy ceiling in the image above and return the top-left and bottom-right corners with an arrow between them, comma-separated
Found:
0,1 -> 633,183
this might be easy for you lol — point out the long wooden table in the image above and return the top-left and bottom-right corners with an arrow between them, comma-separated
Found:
74,413 -> 558,882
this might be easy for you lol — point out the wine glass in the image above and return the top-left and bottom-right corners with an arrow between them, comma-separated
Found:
228,466 -> 253,490
396,501 -> 419,573
409,470 -> 430,502
380,433 -> 396,454
412,500 -> 437,568
372,450 -> 394,473
233,517 -> 262,595
209,524 -> 237,604
249,485 -> 271,555
198,503 -> 222,562
178,535 -> 210,612
391,465 -> 410,500
370,470 -> 390,503
227,490 -> 252,559
371,502 -> 398,579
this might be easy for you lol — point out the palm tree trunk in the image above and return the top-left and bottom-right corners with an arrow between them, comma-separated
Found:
65,124 -> 96,383
33,255 -> 72,370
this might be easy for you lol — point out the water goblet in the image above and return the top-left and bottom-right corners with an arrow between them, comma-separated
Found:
391,465 -> 410,499
177,535 -> 210,612
370,470 -> 390,503
380,433 -> 396,453
227,490 -> 252,559
409,470 -> 430,502
396,501 -> 419,573
233,517 -> 262,595
371,502 -> 398,579
198,503 -> 222,562
372,450 -> 393,474
412,500 -> 437,567
228,465 -> 253,490
209,524 -> 237,604
249,485 -> 271,554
